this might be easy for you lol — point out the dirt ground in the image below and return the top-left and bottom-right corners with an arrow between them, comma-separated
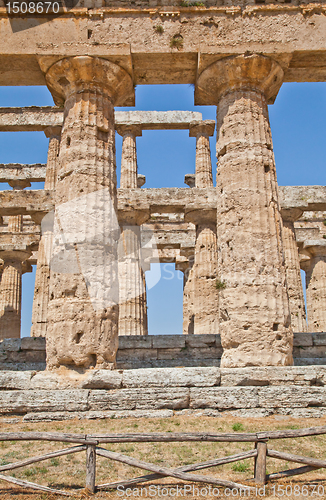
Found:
0,414 -> 326,500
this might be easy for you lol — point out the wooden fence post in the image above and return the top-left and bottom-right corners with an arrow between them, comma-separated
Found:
86,444 -> 96,494
254,441 -> 267,485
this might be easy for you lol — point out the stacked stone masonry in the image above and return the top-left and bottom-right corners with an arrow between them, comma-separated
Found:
0,0 -> 326,377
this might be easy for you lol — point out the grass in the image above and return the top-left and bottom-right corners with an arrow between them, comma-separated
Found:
170,34 -> 184,50
0,415 -> 326,499
216,279 -> 227,290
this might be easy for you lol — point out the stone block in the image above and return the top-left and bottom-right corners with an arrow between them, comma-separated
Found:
258,386 -> 326,408
81,370 -> 123,389
0,371 -> 33,390
116,349 -> 158,361
152,335 -> 186,349
157,348 -> 185,360
185,335 -> 217,348
0,390 -> 89,414
220,366 -> 326,387
118,336 -> 153,349
190,387 -> 259,410
186,347 -> 223,359
122,367 -> 220,388
293,333 -> 313,347
88,388 -> 189,411
313,333 -> 326,346
21,337 -> 46,351
294,346 -> 326,358
294,358 -> 326,366
0,339 -> 21,352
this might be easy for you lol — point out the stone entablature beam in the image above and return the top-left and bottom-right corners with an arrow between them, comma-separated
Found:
0,108 -> 202,132
0,186 -> 325,218
0,164 -> 47,183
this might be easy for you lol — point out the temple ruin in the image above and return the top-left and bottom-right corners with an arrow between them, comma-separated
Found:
0,0 -> 326,419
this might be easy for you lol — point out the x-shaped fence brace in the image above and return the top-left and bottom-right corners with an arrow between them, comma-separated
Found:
0,428 -> 326,495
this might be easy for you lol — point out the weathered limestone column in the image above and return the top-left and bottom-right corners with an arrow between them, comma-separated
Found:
197,54 -> 293,366
0,180 -> 31,339
116,124 -> 148,335
118,219 -> 148,336
189,120 -> 215,188
281,208 -> 307,332
301,240 -> 326,332
43,56 -> 133,369
186,120 -> 218,335
31,126 -> 61,337
176,258 -> 195,335
0,250 -> 30,339
117,124 -> 142,189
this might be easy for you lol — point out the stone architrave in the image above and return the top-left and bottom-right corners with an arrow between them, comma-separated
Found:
196,54 -> 293,367
0,180 -> 31,340
176,259 -> 195,335
31,126 -> 61,337
281,208 -> 307,332
301,240 -> 326,332
42,56 -> 134,369
116,124 -> 142,189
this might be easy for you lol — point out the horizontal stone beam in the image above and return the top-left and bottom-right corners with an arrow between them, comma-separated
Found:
279,186 -> 326,212
0,108 -> 202,132
0,164 -> 47,183
0,190 -> 54,216
0,186 -> 325,219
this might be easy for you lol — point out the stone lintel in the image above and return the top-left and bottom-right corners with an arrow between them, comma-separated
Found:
0,186 -> 325,221
295,227 -> 320,244
0,164 -> 47,183
0,108 -> 202,132
303,239 -> 326,256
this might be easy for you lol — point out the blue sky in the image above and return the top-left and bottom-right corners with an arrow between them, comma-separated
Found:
0,82 -> 325,337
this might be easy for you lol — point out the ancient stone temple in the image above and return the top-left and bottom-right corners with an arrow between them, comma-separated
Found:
0,0 -> 326,377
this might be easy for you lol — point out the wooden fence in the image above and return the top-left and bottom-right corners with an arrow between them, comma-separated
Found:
0,426 -> 326,495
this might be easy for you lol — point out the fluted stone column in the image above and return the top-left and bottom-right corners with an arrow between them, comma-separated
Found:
118,220 -> 148,336
0,180 -> 31,339
186,120 -> 218,335
31,126 -> 61,337
178,258 -> 195,335
281,208 -> 307,332
197,54 -> 293,367
117,125 -> 142,189
302,240 -> 326,332
117,124 -> 148,335
0,250 -> 30,339
43,56 -> 133,369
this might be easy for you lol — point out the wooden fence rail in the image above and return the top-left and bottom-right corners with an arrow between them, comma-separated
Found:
0,426 -> 325,495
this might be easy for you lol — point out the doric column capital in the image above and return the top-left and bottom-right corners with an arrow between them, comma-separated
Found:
8,180 -> 31,190
281,208 -> 304,223
44,126 -> 62,139
195,54 -> 284,105
116,124 -> 142,138
189,120 -> 215,138
0,249 -> 31,263
137,174 -> 146,188
43,56 -> 134,107
303,240 -> 326,257
185,208 -> 216,225
184,174 -> 196,188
